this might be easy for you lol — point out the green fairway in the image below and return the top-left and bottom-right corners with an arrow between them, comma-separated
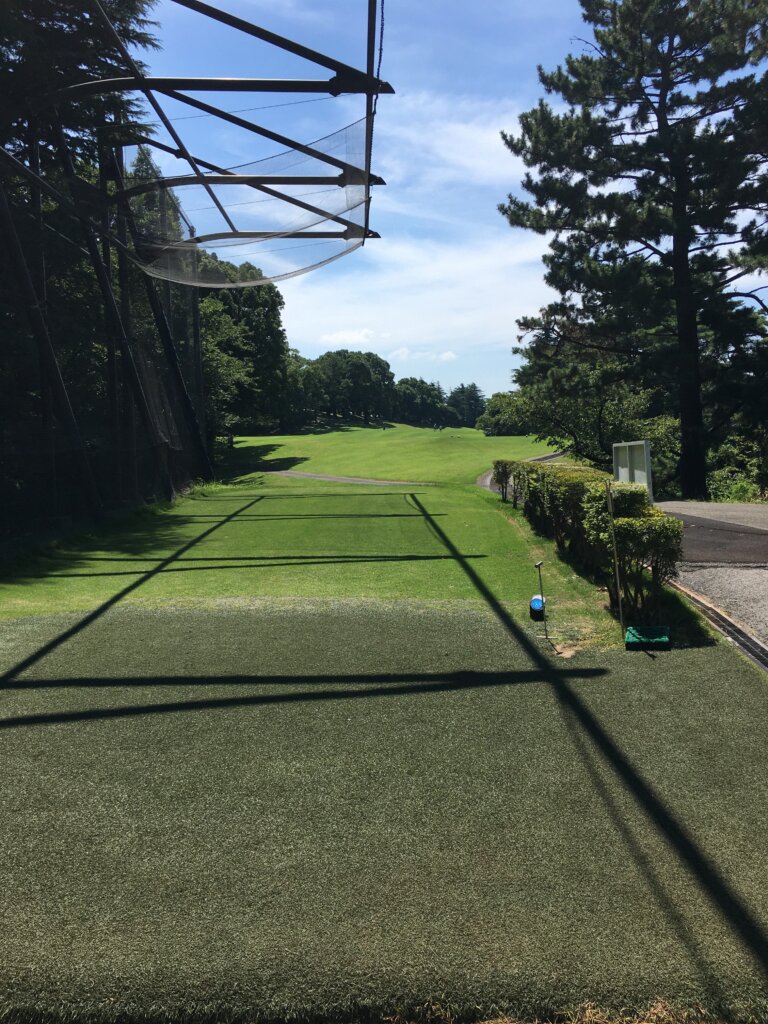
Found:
0,475 -> 609,644
1,428 -> 767,1024
224,423 -> 551,484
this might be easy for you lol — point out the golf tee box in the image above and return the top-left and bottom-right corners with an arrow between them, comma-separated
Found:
625,626 -> 671,650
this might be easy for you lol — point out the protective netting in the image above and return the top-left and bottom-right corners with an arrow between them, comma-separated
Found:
121,118 -> 371,288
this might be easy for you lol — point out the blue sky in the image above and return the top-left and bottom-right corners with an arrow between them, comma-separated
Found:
145,0 -> 588,397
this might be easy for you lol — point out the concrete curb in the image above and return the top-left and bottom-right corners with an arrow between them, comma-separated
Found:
668,576 -> 768,673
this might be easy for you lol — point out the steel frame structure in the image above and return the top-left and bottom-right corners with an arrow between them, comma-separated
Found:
0,0 -> 391,524
68,0 -> 392,250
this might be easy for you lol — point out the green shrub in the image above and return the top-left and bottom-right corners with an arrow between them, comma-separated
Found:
707,469 -> 762,503
491,460 -> 513,502
497,465 -> 682,621
523,464 -> 606,562
612,508 -> 683,615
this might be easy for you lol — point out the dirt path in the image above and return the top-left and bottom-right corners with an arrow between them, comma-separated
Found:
272,469 -> 430,486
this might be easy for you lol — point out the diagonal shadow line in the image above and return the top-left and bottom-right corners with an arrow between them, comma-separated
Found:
2,668 -> 608,691
557,697 -> 726,1000
0,497 -> 264,684
49,553 -> 456,564
157,513 -> 446,521
36,554 -> 484,580
193,491 -> 429,501
405,492 -> 768,974
0,668 -> 607,728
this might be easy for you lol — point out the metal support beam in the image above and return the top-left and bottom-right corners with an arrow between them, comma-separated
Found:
116,172 -> 383,200
169,0 -> 393,91
64,75 -> 393,99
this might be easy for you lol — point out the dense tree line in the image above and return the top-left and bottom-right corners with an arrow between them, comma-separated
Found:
200,304 -> 488,433
501,0 -> 768,499
1,0 -> 167,531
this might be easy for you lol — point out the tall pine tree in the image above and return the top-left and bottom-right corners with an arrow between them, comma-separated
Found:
501,0 -> 768,497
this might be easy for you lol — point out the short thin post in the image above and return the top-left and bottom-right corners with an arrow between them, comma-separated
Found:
535,560 -> 549,640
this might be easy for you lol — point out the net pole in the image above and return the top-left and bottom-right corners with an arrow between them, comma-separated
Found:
189,229 -> 207,444
113,159 -> 214,480
98,132 -> 122,501
605,481 -> 625,637
0,178 -> 102,518
115,134 -> 133,502
54,125 -> 175,500
28,123 -> 58,515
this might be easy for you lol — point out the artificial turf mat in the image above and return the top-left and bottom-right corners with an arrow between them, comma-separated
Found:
2,599 -> 768,1023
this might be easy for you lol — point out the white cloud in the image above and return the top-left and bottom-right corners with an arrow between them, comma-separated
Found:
321,328 -> 377,345
279,226 -> 555,395
374,90 -> 526,194
387,347 -> 457,363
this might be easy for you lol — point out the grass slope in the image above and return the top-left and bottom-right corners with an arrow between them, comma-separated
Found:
1,428 -> 767,1024
224,424 -> 550,484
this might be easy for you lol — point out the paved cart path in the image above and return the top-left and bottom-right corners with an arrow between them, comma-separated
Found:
658,501 -> 768,644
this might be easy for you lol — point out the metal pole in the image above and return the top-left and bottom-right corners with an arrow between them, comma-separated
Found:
115,137 -> 135,502
189,224 -> 207,446
535,560 -> 549,640
0,179 -> 102,517
99,131 -> 121,500
29,125 -> 58,515
54,125 -> 175,500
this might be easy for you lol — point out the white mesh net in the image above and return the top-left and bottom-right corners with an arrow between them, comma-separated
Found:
120,118 -> 371,288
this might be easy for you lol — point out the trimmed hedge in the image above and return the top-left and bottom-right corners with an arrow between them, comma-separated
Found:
492,460 -> 683,620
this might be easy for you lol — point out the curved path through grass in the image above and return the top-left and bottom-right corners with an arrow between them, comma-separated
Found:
1,427 -> 767,1024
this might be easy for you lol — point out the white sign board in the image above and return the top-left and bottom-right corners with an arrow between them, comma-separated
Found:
613,440 -> 654,503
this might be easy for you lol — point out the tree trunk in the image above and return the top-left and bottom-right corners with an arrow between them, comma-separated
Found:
657,50 -> 708,501
671,196 -> 708,499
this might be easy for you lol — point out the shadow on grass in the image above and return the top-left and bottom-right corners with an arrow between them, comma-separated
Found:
0,495 -> 264,678
0,503 -> 221,589
215,443 -> 309,483
36,553 -> 483,580
403,492 -> 768,979
0,667 -> 608,726
2,486 -> 768,984
558,703 -> 728,1006
655,585 -> 719,647
270,416 -> 394,436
